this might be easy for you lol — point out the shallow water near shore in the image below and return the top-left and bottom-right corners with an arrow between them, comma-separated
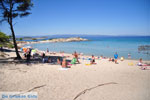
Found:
25,36 -> 150,60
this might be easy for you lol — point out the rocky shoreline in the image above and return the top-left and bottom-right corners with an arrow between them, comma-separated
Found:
17,37 -> 88,47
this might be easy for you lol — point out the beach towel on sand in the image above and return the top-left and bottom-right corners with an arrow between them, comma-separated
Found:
58,68 -> 68,70
128,62 -> 134,66
85,64 -> 91,66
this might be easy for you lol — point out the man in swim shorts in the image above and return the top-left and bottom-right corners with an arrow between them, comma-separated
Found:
114,52 -> 118,64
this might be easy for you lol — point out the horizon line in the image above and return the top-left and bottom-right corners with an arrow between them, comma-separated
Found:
16,34 -> 150,37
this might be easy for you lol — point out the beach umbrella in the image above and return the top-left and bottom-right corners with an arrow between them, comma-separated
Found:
23,48 -> 27,52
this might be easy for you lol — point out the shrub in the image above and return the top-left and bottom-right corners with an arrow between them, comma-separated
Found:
7,43 -> 14,48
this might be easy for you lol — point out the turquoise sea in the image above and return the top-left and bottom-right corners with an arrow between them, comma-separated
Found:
25,35 -> 150,60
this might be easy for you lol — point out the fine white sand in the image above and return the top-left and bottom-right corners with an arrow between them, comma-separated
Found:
0,50 -> 150,100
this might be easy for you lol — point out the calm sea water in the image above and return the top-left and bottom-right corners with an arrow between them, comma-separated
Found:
26,36 -> 150,60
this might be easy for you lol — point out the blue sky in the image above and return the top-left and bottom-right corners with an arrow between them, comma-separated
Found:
0,0 -> 150,36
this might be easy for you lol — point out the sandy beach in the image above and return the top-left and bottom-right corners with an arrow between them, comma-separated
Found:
0,49 -> 150,100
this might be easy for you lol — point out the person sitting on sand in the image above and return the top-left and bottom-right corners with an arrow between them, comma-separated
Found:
114,52 -> 118,64
48,57 -> 51,63
57,58 -> 61,65
91,55 -> 96,64
61,58 -> 70,68
138,58 -> 143,66
100,55 -> 103,59
71,57 -> 77,64
73,51 -> 80,63
109,58 -> 115,62
109,58 -> 112,61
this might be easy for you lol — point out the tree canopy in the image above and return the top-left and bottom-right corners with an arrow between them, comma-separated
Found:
0,0 -> 33,23
0,31 -> 9,44
0,0 -> 33,59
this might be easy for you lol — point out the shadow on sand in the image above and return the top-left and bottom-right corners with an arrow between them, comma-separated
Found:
0,53 -> 71,66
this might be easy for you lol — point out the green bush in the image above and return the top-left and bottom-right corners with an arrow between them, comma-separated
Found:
0,32 -> 9,43
19,38 -> 23,41
7,43 -> 14,48
32,38 -> 37,40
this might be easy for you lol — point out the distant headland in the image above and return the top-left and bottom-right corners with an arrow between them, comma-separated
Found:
17,37 -> 88,47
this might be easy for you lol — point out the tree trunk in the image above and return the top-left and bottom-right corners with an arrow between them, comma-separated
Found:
9,22 -> 22,60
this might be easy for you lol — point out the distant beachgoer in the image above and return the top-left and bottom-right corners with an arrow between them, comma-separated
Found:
103,57 -> 107,59
42,52 -> 45,63
109,58 -> 112,61
100,55 -> 103,59
114,52 -> 118,64
90,55 -> 96,64
61,52 -> 64,57
48,57 -> 51,63
73,51 -> 80,63
47,48 -> 49,53
128,53 -> 131,59
26,50 -> 31,65
80,53 -> 83,56
137,58 -> 150,70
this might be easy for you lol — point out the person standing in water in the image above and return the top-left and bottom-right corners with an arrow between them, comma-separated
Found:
128,53 -> 131,59
114,52 -> 118,64
47,48 -> 49,53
